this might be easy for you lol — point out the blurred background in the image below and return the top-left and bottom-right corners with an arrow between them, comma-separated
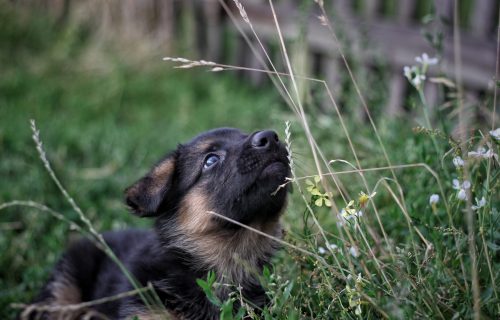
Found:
0,0 -> 498,318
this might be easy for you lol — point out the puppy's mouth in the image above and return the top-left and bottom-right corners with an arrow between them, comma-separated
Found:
259,161 -> 288,180
236,139 -> 290,190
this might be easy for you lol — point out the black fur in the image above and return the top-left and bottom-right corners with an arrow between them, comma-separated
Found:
23,128 -> 290,320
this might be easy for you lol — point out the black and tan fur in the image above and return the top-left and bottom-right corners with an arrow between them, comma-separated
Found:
22,128 -> 290,320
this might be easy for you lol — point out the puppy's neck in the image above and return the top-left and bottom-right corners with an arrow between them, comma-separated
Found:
159,216 -> 282,284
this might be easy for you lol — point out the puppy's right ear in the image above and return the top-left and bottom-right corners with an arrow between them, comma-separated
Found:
125,152 -> 177,217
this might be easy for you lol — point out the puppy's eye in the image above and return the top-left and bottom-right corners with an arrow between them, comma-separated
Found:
203,154 -> 220,169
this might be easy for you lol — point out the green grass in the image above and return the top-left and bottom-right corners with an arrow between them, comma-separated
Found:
0,5 -> 285,317
1,2 -> 499,319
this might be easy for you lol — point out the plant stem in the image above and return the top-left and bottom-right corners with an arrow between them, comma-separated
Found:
418,89 -> 441,156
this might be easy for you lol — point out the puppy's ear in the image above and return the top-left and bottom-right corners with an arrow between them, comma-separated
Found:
125,152 -> 177,217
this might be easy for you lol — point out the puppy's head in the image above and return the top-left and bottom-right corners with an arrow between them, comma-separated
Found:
125,128 -> 290,233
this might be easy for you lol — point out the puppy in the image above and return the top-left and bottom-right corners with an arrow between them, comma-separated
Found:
23,128 -> 290,320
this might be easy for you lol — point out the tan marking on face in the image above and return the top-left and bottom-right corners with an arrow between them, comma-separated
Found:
177,188 -> 214,234
149,158 -> 175,194
193,139 -> 215,153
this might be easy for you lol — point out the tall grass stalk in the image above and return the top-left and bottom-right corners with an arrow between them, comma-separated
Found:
416,89 -> 442,155
452,3 -> 481,319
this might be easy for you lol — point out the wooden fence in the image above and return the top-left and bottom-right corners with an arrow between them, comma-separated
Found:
225,0 -> 498,119
33,0 -> 499,121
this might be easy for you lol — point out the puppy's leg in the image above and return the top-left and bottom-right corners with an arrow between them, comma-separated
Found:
19,238 -> 106,320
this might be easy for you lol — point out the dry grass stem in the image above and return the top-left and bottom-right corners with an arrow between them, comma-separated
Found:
13,286 -> 155,318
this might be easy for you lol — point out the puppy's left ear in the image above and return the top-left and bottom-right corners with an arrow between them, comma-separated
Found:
125,152 -> 177,217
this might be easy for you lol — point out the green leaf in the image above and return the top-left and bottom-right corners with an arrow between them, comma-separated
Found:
287,309 -> 300,320
197,271 -> 222,306
422,14 -> 434,24
234,307 -> 246,320
206,293 -> 222,307
315,198 -> 323,207
196,278 -> 209,291
262,265 -> 271,280
220,299 -> 234,320
324,198 -> 332,207
311,189 -> 322,196
207,270 -> 216,285
282,280 -> 294,301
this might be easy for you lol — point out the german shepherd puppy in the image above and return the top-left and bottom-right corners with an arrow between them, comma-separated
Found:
23,128 -> 290,320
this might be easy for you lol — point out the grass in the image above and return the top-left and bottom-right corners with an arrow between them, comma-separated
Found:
0,4 -> 285,317
1,1 -> 499,319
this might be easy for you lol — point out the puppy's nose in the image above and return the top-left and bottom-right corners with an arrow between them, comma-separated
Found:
251,130 -> 279,149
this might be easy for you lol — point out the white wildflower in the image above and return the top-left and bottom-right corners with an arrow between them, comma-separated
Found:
468,147 -> 498,160
462,180 -> 471,189
468,147 -> 486,158
452,179 -> 470,190
483,149 -> 498,160
355,304 -> 362,315
403,66 -> 414,81
349,246 -> 360,258
490,128 -> 500,141
403,66 -> 419,82
329,243 -> 338,251
415,53 -> 439,66
411,74 -> 426,87
314,0 -> 324,7
318,246 -> 326,255
429,194 -> 440,205
453,179 -> 470,201
336,212 -> 346,227
471,197 -> 486,211
452,156 -> 464,168
457,189 -> 467,201
356,273 -> 363,282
